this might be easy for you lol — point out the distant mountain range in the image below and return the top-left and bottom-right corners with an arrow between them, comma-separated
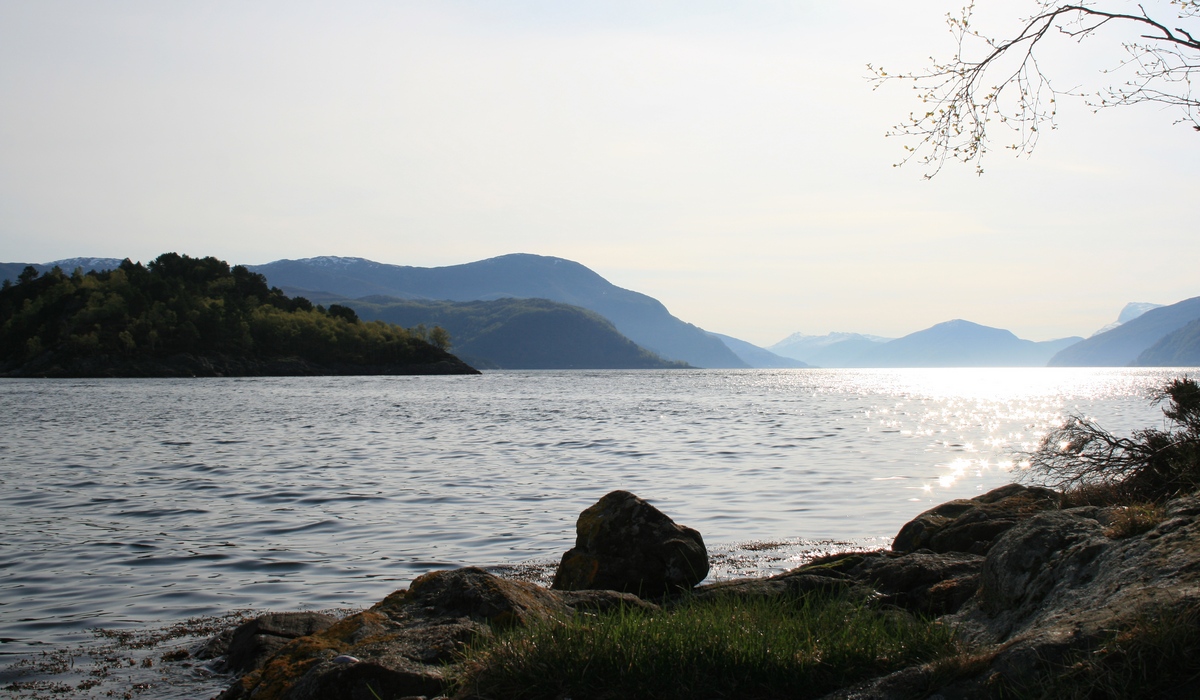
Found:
0,258 -> 124,283
771,322 -> 1080,368
1049,296 -> 1200,366
770,332 -> 893,368
5,255 -> 1199,368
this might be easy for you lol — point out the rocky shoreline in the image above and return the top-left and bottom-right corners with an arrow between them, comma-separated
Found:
184,485 -> 1200,699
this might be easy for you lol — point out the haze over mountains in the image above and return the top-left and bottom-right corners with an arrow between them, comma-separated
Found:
769,324 -> 1080,368
4,254 -> 1199,368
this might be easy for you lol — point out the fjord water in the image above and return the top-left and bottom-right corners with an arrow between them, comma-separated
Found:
0,368 -> 1182,656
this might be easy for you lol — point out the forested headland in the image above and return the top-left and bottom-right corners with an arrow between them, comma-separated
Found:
0,253 -> 478,377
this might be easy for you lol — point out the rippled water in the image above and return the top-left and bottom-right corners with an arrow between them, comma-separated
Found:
0,368 -> 1186,693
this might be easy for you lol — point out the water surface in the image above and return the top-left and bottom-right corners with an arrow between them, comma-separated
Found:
0,368 -> 1184,687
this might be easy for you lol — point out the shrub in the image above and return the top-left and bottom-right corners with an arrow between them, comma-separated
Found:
1026,378 -> 1200,504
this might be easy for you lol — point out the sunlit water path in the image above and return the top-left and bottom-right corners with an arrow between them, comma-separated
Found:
0,368 -> 1188,695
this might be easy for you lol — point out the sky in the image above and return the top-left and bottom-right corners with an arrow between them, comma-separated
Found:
1,1 -> 1197,347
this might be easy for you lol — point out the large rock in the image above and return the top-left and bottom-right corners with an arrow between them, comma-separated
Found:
551,490 -> 709,598
220,612 -> 338,674
834,495 -> 1200,697
217,567 -> 657,700
891,483 -> 1063,555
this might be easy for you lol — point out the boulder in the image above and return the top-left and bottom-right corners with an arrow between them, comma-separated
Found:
551,490 -> 709,598
217,566 -> 657,700
891,483 -> 1063,555
220,612 -> 338,674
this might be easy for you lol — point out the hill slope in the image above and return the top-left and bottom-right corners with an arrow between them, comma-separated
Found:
248,255 -> 748,368
322,295 -> 687,370
1049,296 -> 1200,366
709,333 -> 808,368
1134,318 -> 1200,366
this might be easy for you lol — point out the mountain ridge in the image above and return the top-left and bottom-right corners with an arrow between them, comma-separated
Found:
247,254 -> 749,368
1049,296 -> 1200,366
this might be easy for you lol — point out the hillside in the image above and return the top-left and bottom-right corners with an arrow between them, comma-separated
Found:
709,333 -> 808,368
319,295 -> 688,370
248,255 -> 748,369
1134,318 -> 1200,366
1049,296 -> 1200,366
0,255 -> 478,377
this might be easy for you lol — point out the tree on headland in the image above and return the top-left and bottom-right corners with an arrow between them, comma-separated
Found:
871,1 -> 1200,176
0,253 -> 474,376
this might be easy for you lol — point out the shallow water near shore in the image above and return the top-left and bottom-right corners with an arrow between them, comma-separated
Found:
0,368 -> 1188,697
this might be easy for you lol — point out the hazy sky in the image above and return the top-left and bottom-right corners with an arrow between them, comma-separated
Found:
2,1 -> 1196,346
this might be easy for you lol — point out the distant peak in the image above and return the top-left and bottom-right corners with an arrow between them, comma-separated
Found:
43,257 -> 124,269
292,256 -> 380,267
481,253 -> 579,266
1117,302 -> 1163,324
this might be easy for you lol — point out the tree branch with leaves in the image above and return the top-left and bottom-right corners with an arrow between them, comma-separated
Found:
870,1 -> 1200,176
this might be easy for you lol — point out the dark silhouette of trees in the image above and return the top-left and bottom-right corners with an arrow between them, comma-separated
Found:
0,253 -> 465,375
872,2 -> 1200,176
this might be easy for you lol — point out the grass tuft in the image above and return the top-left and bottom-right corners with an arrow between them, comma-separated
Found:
449,593 -> 963,700
1102,503 -> 1165,539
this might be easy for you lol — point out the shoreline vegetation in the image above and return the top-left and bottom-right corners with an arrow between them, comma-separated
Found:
0,253 -> 479,378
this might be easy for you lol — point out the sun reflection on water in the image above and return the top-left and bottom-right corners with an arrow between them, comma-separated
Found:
784,367 -> 1177,503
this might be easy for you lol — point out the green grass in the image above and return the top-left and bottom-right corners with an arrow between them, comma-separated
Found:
449,593 -> 963,700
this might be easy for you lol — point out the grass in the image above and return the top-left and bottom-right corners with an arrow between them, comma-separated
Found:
448,592 -> 964,700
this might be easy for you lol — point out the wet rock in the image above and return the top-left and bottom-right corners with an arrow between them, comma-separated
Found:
694,552 -> 867,601
891,483 -> 1063,555
221,612 -> 338,674
551,490 -> 709,598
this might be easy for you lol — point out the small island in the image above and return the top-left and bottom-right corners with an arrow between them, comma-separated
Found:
0,253 -> 480,377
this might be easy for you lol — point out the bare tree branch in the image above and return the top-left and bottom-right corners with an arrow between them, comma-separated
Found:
870,1 -> 1200,177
